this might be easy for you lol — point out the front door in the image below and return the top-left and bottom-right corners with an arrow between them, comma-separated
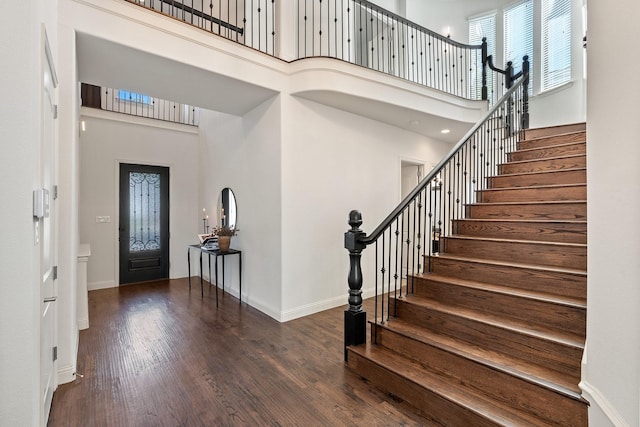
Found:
119,164 -> 170,284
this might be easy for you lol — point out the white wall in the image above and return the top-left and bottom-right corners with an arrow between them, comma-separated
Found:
584,0 -> 640,425
79,111 -> 199,289
280,96 -> 451,320
198,97 -> 283,319
0,0 -> 57,425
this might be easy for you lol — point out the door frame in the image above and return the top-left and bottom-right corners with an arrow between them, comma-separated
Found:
114,160 -> 172,285
40,26 -> 58,427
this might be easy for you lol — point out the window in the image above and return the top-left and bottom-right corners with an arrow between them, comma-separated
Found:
542,0 -> 571,91
504,0 -> 533,93
469,13 -> 496,99
118,90 -> 152,105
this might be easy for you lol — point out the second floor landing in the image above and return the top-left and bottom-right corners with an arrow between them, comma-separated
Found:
67,0 -> 487,141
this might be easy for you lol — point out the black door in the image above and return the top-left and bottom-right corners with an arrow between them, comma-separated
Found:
119,163 -> 170,284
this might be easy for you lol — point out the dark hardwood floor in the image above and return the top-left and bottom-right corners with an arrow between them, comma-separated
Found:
48,278 -> 433,426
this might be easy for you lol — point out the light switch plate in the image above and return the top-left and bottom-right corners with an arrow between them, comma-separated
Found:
96,216 -> 111,223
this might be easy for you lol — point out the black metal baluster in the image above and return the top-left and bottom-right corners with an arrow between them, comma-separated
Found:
387,227 -> 392,320
416,189 -> 422,274
374,239 -> 378,340
346,0 -> 351,62
428,182 -> 433,269
380,231 -> 385,324
399,209 -> 405,297
318,0 -> 322,56
405,203 -> 411,296
393,217 -> 400,314
410,198 -> 417,293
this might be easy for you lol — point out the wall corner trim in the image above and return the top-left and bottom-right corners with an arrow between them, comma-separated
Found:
580,380 -> 630,427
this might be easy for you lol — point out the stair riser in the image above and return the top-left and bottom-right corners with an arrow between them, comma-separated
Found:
452,219 -> 587,244
517,132 -> 586,150
375,326 -> 586,426
525,124 -> 586,140
413,278 -> 585,337
466,202 -> 587,220
428,256 -> 586,301
394,299 -> 583,379
488,169 -> 586,188
508,143 -> 585,162
442,237 -> 586,270
499,156 -> 586,174
478,185 -> 586,203
346,350 -> 501,427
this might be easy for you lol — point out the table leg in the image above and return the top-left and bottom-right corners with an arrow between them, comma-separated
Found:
199,252 -> 203,298
239,252 -> 242,304
215,255 -> 219,308
222,256 -> 225,296
187,247 -> 191,291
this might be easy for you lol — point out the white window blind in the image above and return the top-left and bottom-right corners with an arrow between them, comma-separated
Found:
504,0 -> 533,93
469,13 -> 496,99
542,0 -> 572,91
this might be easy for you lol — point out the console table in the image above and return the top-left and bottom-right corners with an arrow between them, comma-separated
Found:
187,245 -> 242,307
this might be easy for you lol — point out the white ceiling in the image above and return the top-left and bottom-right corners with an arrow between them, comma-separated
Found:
76,32 -> 278,116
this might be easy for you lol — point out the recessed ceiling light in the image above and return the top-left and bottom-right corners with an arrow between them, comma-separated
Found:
441,129 -> 450,134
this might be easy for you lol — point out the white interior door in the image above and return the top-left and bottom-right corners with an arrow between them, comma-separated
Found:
40,33 -> 58,426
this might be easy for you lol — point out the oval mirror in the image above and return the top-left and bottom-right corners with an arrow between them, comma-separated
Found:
217,187 -> 237,229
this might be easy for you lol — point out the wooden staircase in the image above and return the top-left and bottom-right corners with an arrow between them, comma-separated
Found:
346,123 -> 588,426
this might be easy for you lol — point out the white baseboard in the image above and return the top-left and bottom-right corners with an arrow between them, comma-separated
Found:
279,286 -> 376,323
580,380 -> 629,427
57,364 -> 76,385
78,318 -> 89,330
88,280 -> 116,291
243,297 -> 281,322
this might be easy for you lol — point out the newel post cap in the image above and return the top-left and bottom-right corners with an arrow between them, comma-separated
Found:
345,210 -> 366,252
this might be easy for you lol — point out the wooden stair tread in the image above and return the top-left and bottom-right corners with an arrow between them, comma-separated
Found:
481,183 -> 586,192
524,123 -> 585,136
349,343 -> 556,426
514,141 -> 585,154
399,294 -> 585,347
501,153 -> 585,166
444,235 -> 587,249
376,318 -> 583,396
521,130 -> 586,143
468,200 -> 586,207
413,272 -> 586,308
433,253 -> 587,277
493,167 -> 586,178
456,218 -> 587,225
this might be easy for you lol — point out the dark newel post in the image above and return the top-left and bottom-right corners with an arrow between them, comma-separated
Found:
344,210 -> 367,362
505,61 -> 514,135
505,61 -> 514,89
481,37 -> 488,101
522,55 -> 530,129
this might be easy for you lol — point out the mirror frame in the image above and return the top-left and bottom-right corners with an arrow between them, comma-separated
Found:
217,187 -> 237,229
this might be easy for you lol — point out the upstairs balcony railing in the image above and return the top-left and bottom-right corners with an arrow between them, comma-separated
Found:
125,0 -> 517,104
81,83 -> 200,126
296,0 -> 483,100
126,0 -> 276,55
